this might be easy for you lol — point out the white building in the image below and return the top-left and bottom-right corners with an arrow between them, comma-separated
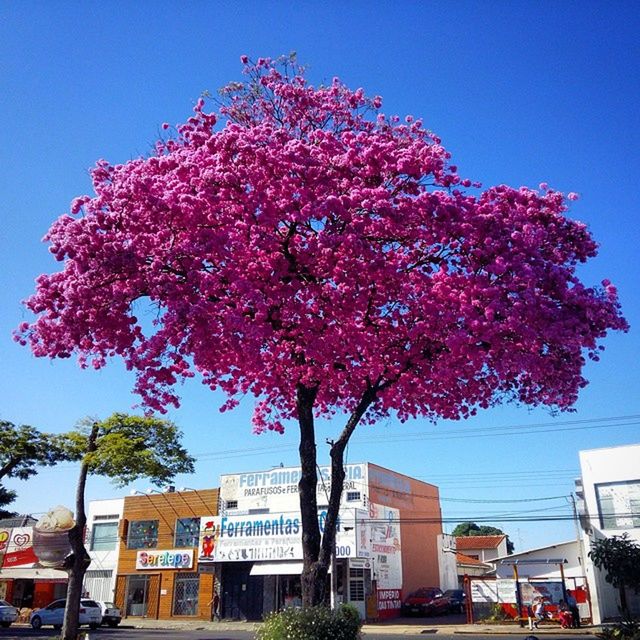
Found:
577,444 -> 640,623
84,498 -> 124,603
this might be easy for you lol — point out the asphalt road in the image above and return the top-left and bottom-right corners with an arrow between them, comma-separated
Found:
0,629 -> 599,640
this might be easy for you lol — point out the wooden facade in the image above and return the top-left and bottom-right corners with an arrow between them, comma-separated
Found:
114,488 -> 218,620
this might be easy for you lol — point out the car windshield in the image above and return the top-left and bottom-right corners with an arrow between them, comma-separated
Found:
411,589 -> 436,597
81,600 -> 100,608
444,590 -> 463,596
103,602 -> 115,608
0,600 -> 11,606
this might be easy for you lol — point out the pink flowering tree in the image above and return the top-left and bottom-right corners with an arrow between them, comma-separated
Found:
18,55 -> 627,606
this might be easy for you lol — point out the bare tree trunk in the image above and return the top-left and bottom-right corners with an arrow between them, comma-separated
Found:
297,383 -> 377,607
62,424 -> 98,640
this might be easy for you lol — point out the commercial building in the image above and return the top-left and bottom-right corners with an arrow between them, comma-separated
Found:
577,443 -> 640,622
197,462 -> 443,621
0,516 -> 67,610
83,497 -> 124,603
112,488 -> 219,621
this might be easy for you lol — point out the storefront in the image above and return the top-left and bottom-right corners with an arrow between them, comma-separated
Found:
113,488 -> 219,621
0,523 -> 68,609
199,462 -> 441,621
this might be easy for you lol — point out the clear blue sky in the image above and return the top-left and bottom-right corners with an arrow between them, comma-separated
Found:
1,1 -> 639,552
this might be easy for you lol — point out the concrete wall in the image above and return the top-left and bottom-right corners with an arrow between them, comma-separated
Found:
579,444 -> 640,623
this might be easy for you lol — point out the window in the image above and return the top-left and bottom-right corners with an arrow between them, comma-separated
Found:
346,491 -> 361,502
226,500 -> 238,510
173,573 -> 200,616
596,480 -> 640,529
175,517 -> 200,548
90,521 -> 118,551
127,520 -> 159,549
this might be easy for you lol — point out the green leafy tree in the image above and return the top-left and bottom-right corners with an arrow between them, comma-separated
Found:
0,486 -> 17,520
452,521 -> 515,554
0,420 -> 74,522
60,413 -> 195,640
589,533 -> 640,616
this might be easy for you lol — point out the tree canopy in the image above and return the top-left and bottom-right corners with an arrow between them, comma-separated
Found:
0,420 -> 72,481
17,55 -> 627,605
452,521 -> 514,554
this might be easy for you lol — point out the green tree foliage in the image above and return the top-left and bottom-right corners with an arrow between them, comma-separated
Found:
0,486 -> 17,520
452,521 -> 515,554
61,413 -> 195,640
589,533 -> 640,615
0,420 -> 72,481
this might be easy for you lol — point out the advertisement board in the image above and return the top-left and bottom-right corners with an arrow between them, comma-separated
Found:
471,579 -> 517,603
198,509 -> 365,563
136,549 -> 194,570
220,464 -> 367,512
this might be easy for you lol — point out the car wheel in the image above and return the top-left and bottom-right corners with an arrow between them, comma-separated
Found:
90,623 -> 99,629
1,621 -> 11,628
108,621 -> 119,627
31,616 -> 42,629
53,624 -> 62,630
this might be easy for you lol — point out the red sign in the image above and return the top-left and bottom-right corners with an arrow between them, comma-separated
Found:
377,588 -> 402,619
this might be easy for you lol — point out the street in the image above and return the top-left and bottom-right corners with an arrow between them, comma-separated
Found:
0,627 -> 599,640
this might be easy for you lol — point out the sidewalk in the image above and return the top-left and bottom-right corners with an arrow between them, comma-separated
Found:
126,617 -> 600,635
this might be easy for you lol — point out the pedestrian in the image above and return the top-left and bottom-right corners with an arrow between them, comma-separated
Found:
532,597 -> 545,629
208,592 -> 221,621
566,591 -> 580,628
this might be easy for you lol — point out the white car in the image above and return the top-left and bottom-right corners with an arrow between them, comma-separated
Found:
30,598 -> 102,630
97,601 -> 122,627
0,600 -> 18,628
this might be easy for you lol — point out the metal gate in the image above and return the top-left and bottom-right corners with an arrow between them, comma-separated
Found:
173,573 -> 200,616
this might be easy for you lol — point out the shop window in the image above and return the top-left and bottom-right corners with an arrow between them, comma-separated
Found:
90,521 -> 118,551
126,575 -> 151,616
596,480 -> 640,529
173,573 -> 200,616
175,517 -> 200,548
127,520 -> 159,549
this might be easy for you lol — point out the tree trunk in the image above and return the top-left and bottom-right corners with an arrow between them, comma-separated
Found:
62,424 -> 98,640
297,383 -> 376,607
618,584 -> 628,617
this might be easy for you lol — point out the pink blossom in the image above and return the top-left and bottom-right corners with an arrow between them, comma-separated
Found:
16,56 -> 627,435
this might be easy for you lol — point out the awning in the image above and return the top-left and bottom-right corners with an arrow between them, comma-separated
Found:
250,561 -> 304,576
0,567 -> 68,580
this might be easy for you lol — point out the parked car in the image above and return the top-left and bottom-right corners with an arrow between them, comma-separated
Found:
98,601 -> 122,627
441,588 -> 466,613
401,587 -> 448,616
30,598 -> 102,630
0,600 -> 18,628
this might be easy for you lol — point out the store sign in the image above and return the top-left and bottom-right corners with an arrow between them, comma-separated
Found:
377,588 -> 403,619
136,549 -> 194,570
220,464 -> 367,512
471,579 -> 517,603
198,509 -> 362,563
1,527 -> 39,568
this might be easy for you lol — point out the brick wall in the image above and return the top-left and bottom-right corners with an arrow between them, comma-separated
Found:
116,488 -> 218,620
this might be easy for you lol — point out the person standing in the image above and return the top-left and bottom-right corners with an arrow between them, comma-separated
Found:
532,597 -> 545,629
208,592 -> 221,622
566,592 -> 580,628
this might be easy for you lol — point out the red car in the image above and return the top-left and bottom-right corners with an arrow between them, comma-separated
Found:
401,587 -> 448,616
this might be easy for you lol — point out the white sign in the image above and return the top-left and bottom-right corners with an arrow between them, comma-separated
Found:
198,509 -> 365,564
366,503 -> 402,589
220,464 -> 367,512
471,579 -> 517,603
136,549 -> 194,570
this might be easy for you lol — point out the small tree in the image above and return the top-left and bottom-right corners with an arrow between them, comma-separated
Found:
452,521 -> 515,554
0,420 -> 71,481
18,55 -> 627,607
60,413 -> 195,640
0,486 -> 17,520
589,534 -> 640,616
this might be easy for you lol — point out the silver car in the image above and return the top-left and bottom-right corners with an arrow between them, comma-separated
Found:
30,598 -> 102,630
0,600 -> 18,628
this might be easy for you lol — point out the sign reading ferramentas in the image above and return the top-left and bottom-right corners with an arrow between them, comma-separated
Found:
136,549 -> 194,570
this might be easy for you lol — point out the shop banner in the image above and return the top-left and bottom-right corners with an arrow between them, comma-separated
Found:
520,581 -> 564,605
198,509 -> 364,563
471,579 -> 517,603
136,549 -> 194,570
377,588 -> 403,619
1,527 -> 38,568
